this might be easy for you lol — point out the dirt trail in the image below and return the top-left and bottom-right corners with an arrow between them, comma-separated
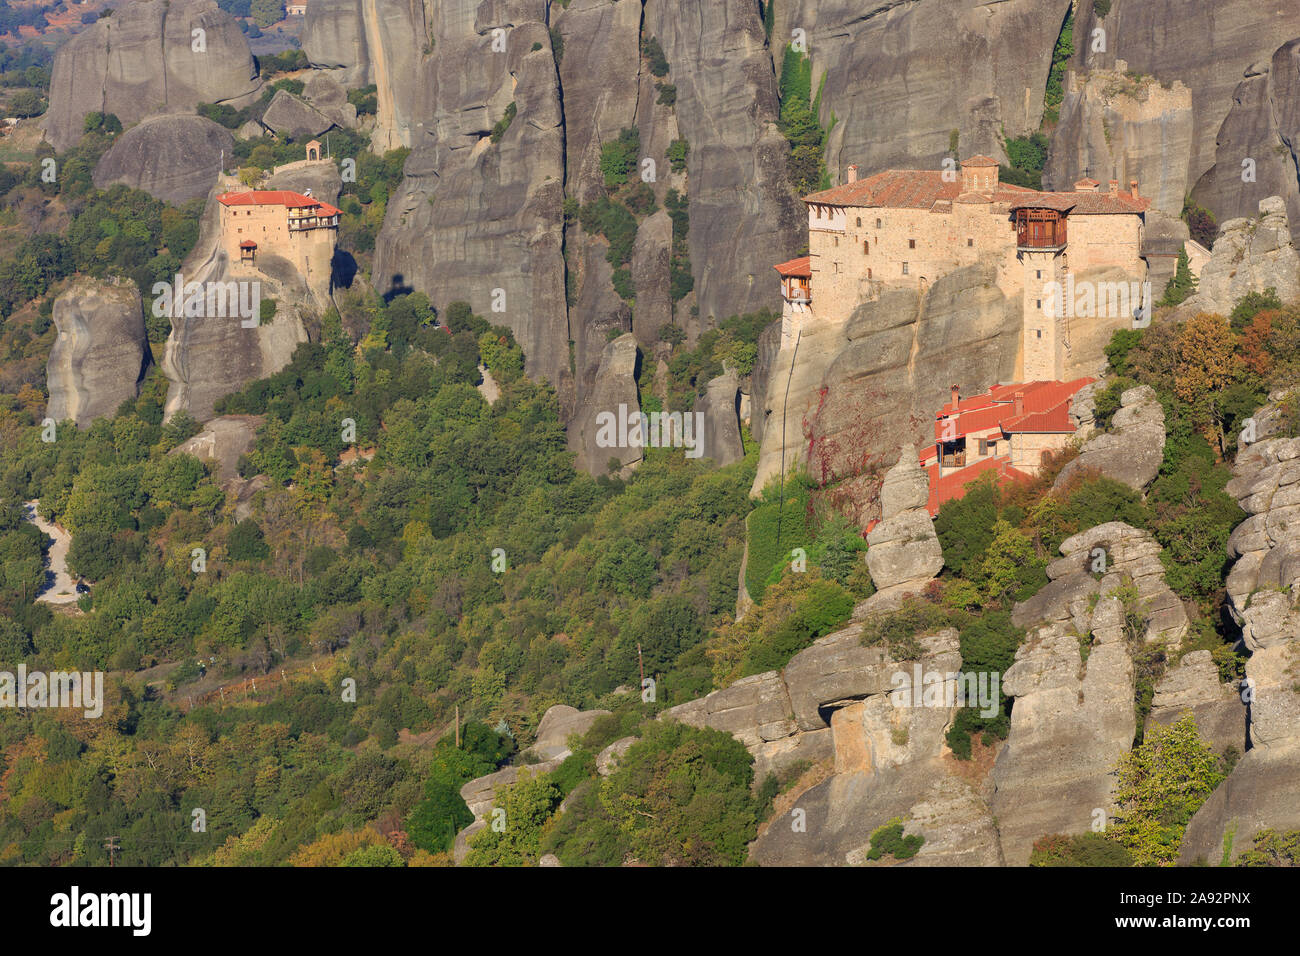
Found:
23,500 -> 78,604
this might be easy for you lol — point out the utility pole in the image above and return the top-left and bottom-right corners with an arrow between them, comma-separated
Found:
104,836 -> 120,867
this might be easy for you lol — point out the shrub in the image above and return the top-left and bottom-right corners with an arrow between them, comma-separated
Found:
866,818 -> 924,861
1031,831 -> 1132,866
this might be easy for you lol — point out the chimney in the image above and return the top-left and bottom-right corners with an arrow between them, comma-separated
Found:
1129,179 -> 1139,198
1013,391 -> 1025,417
846,164 -> 859,184
1108,179 -> 1119,195
951,384 -> 960,408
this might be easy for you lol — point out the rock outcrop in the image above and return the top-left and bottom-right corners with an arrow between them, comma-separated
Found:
45,278 -> 149,428
1069,0 -> 1300,227
1189,40 -> 1300,242
44,0 -> 261,152
161,182 -> 313,422
92,115 -> 234,204
301,72 -> 359,131
453,703 -> 611,862
529,704 -> 611,762
1054,384 -> 1166,493
1174,197 -> 1300,318
565,333 -> 643,475
260,90 -> 338,141
170,415 -> 261,483
1148,650 -> 1244,755
992,521 -> 1188,863
1179,397 -> 1300,862
750,628 -> 1002,866
863,446 -> 943,605
693,370 -> 745,467
371,13 -> 568,392
1046,69 -> 1194,219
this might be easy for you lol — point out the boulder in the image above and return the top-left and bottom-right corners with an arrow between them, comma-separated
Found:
92,115 -> 234,204
169,415 -> 261,483
595,737 -> 636,776
1054,385 -> 1165,493
43,0 -> 261,152
45,278 -> 149,429
261,89 -> 337,141
301,72 -> 359,130
527,704 -> 611,761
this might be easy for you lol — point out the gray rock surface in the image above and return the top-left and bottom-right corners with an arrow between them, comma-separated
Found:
527,704 -> 611,762
566,333 -> 642,474
776,0 -> 1073,177
1148,650 -> 1245,756
170,415 -> 261,483
865,447 -> 943,592
371,14 -> 568,392
595,737 -> 636,776
1054,384 -> 1165,493
643,0 -> 804,329
693,370 -> 745,467
1174,197 -> 1300,318
92,116 -> 233,204
261,89 -> 338,141
45,278 -> 149,428
993,521 -> 1190,863
1189,40 -> 1300,242
1046,69 -> 1193,218
1068,0 -> 1300,223
301,72 -> 359,130
44,0 -> 261,152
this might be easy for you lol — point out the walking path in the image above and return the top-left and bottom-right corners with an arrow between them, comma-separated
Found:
23,500 -> 78,604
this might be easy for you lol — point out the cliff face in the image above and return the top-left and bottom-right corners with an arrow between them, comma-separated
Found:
1045,70 -> 1194,218
751,263 -> 1022,497
370,5 -> 569,392
46,278 -> 149,429
43,0 -> 261,152
1064,0 -> 1300,235
775,0 -> 1073,175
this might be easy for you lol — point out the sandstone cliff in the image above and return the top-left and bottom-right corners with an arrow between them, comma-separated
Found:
45,278 -> 150,429
1178,394 -> 1300,862
1172,197 -> 1300,318
44,0 -> 261,152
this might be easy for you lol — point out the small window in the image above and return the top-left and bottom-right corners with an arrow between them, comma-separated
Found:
1035,300 -> 1041,309
902,262 -> 909,275
867,268 -> 872,279
863,240 -> 869,254
967,238 -> 973,247
1036,269 -> 1042,279
1036,329 -> 1042,338
856,217 -> 862,227
908,238 -> 916,249
978,438 -> 989,456
833,236 -> 839,247
876,218 -> 882,229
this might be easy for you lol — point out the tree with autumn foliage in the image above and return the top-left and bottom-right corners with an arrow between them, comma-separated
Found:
1172,312 -> 1244,452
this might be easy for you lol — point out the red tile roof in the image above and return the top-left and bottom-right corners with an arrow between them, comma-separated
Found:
803,166 -> 1149,215
933,378 -> 1093,442
962,155 -> 999,167
773,255 -> 812,278
239,240 -> 258,249
925,457 -> 1035,515
218,190 -> 343,218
